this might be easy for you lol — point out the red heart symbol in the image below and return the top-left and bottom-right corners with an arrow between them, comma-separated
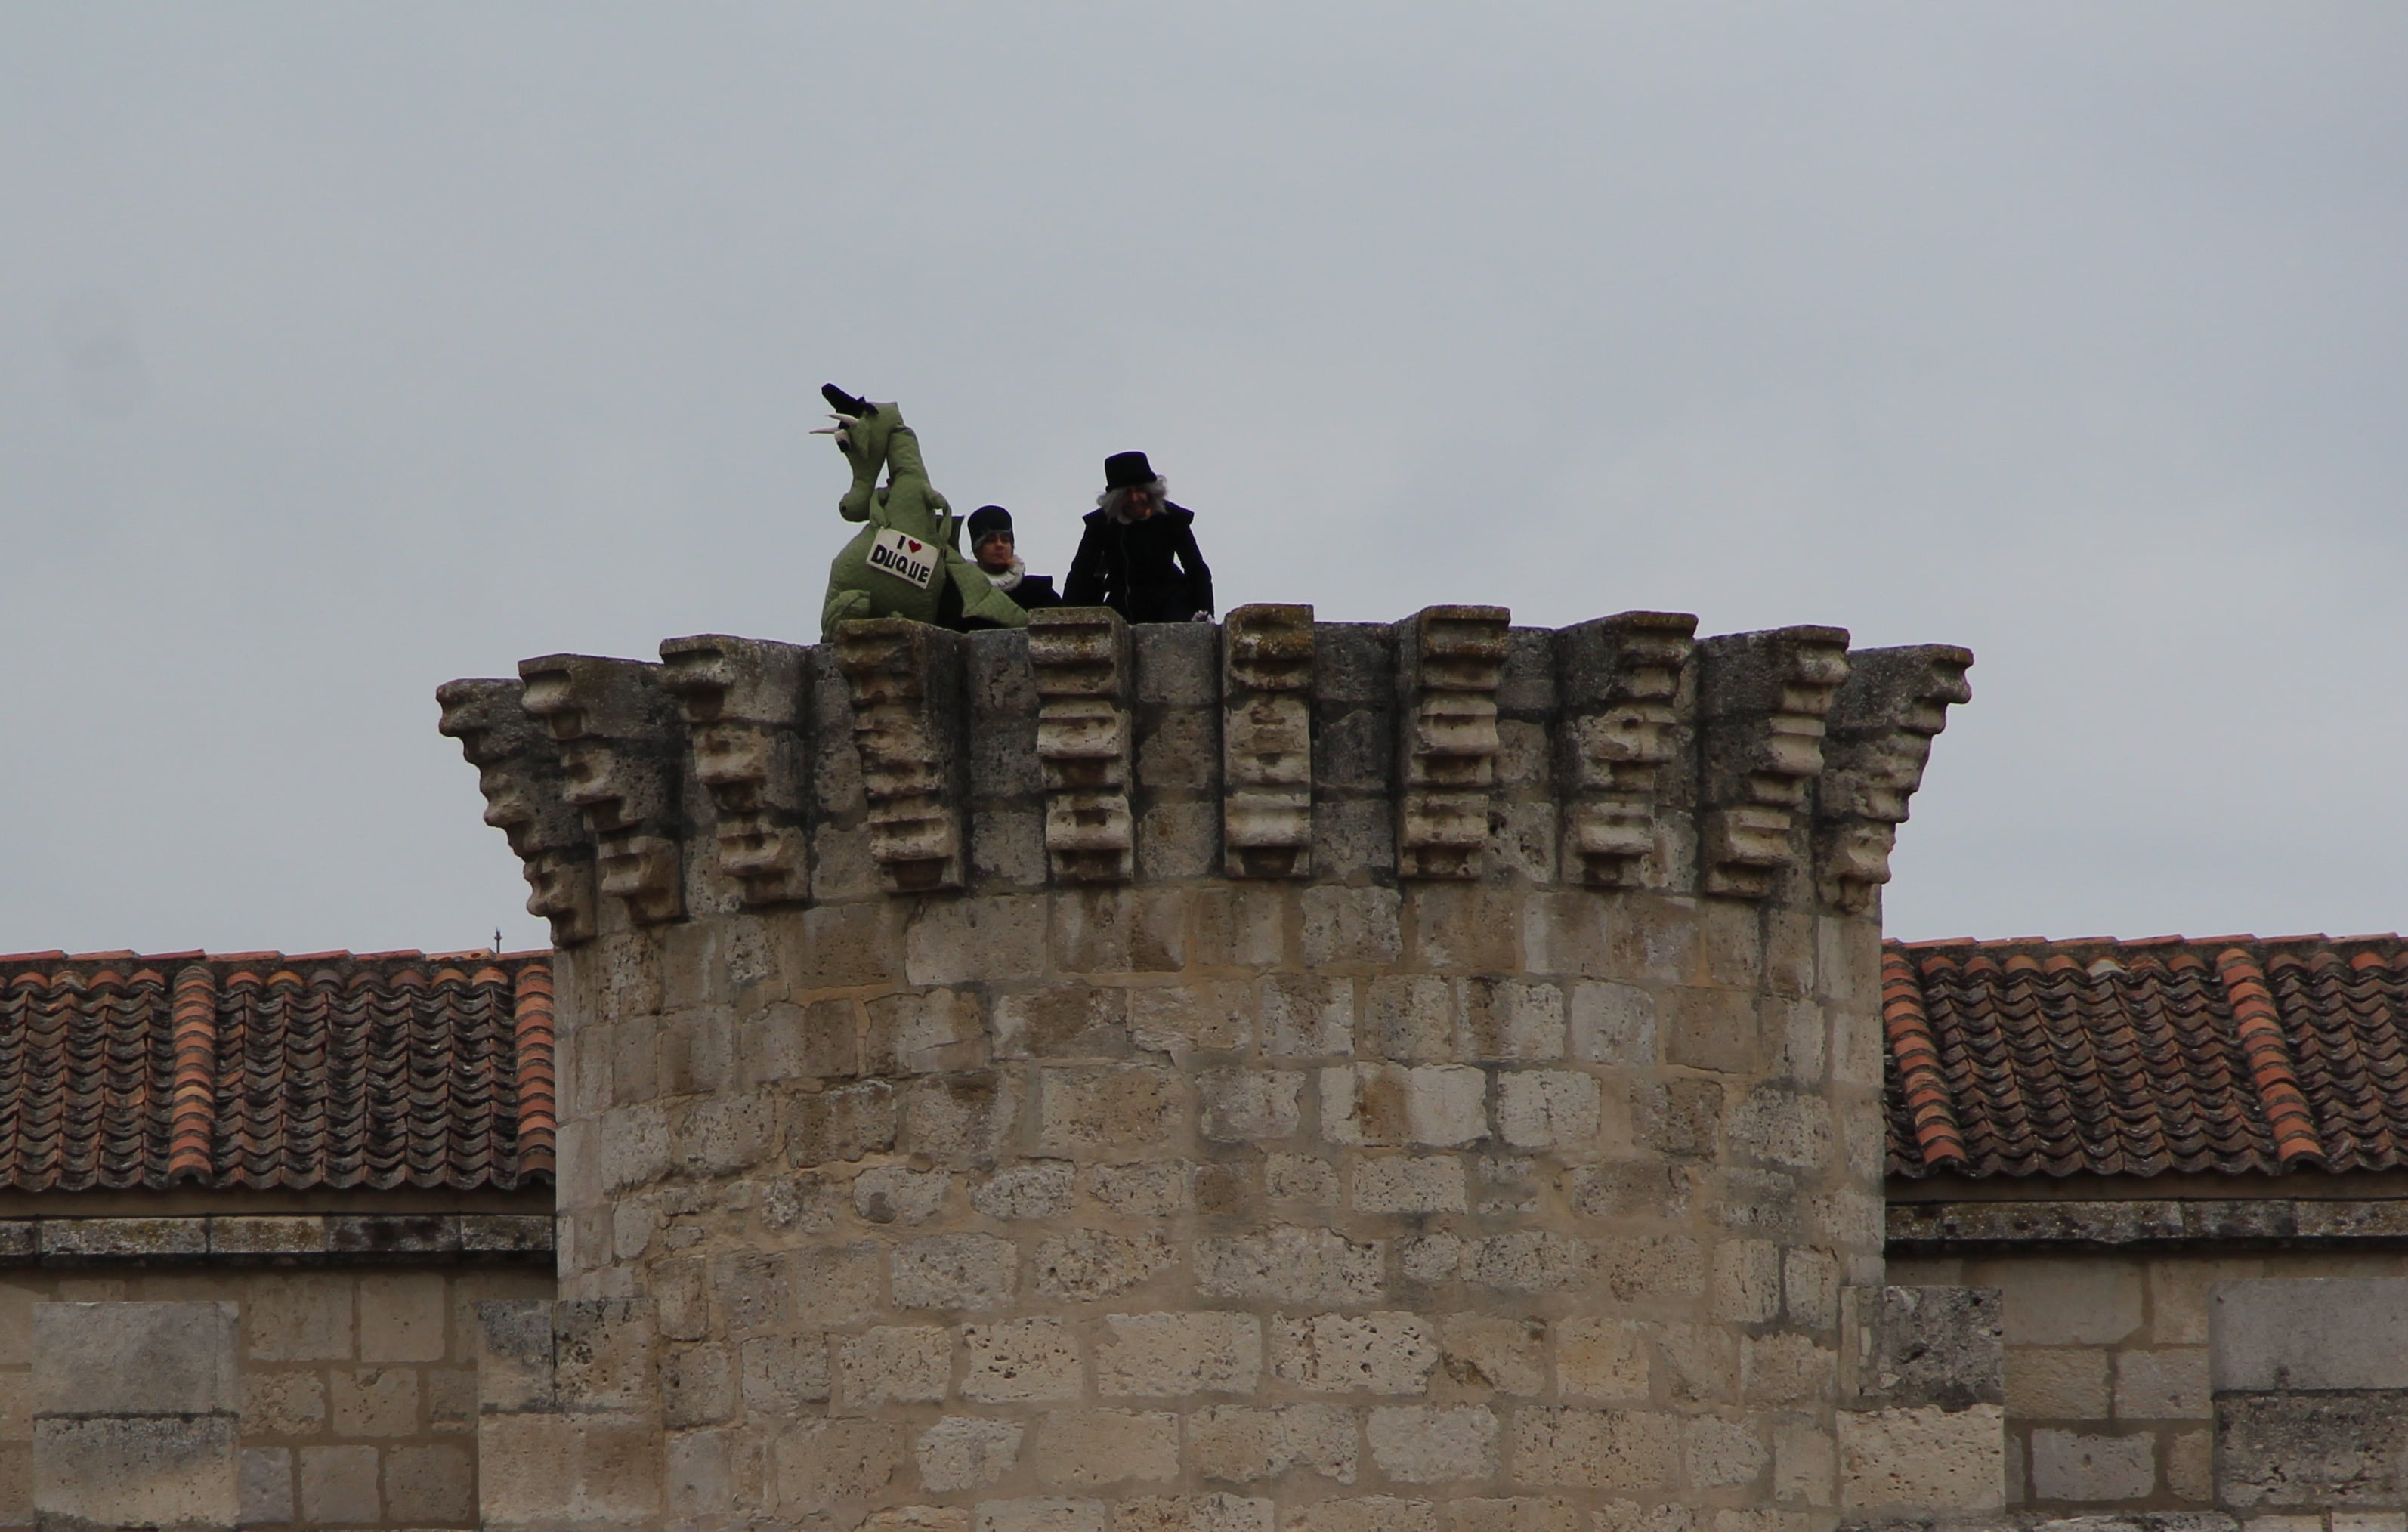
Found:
907,539 -> 923,554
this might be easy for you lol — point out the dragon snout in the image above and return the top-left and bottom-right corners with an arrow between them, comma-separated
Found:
811,412 -> 863,448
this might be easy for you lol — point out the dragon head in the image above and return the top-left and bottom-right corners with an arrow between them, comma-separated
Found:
815,383 -> 920,521
812,383 -> 901,464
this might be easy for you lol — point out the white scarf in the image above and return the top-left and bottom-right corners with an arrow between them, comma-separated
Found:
986,558 -> 1024,592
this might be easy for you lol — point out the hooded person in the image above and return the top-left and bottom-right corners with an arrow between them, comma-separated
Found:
1062,451 -> 1215,624
961,505 -> 1060,615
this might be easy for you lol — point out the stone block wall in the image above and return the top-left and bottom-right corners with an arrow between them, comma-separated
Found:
1836,1286 -> 2006,1521
535,881 -> 1890,1529
2210,1277 -> 2408,1518
0,1264 -> 552,1530
474,1299 -> 664,1532
1887,1246 -> 2408,1516
441,605 -> 1977,1530
34,1301 -> 236,1532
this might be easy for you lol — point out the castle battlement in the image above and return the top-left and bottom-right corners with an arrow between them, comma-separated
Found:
437,605 -> 1971,945
428,604 -> 2000,1531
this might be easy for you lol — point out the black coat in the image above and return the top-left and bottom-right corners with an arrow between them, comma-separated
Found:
1062,504 -> 1214,624
1003,574 -> 1061,611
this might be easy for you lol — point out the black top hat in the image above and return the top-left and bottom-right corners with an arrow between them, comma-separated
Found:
1103,451 -> 1157,489
965,505 -> 1012,543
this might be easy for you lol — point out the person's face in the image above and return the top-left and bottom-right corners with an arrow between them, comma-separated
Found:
1124,486 -> 1155,519
975,530 -> 1014,573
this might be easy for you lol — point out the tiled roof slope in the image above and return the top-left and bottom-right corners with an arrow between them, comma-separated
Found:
1884,934 -> 2408,1179
0,950 -> 554,1191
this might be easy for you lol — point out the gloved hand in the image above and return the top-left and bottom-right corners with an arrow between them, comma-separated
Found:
1191,610 -> 1212,623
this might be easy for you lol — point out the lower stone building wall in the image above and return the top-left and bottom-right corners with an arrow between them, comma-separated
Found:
1885,1246 -> 2408,1517
0,1264 -> 554,1530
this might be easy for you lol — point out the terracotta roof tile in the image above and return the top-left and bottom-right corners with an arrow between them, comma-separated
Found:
1881,950 -> 1967,1168
1885,934 -> 2408,1179
0,950 -> 553,1191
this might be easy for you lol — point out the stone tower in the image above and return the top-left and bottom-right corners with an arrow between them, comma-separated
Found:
439,604 -> 1990,1531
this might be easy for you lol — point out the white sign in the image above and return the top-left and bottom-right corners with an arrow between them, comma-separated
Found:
867,526 -> 939,590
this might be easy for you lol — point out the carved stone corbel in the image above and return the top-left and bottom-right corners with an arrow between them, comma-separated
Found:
1695,626 -> 1852,900
1028,608 -> 1135,883
1816,645 -> 1974,912
660,634 -> 811,907
1555,611 -> 1698,888
833,619 -> 966,894
1396,605 -> 1512,879
434,678 -> 599,944
518,655 -> 686,925
1221,604 -> 1315,879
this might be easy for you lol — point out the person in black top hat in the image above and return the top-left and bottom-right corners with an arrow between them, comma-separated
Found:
961,505 -> 1060,616
1062,451 -> 1215,624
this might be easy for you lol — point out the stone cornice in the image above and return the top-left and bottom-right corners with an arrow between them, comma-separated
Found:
1887,1197 -> 2408,1253
0,1212 -> 554,1266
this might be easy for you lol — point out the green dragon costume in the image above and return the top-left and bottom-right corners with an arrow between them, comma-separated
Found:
815,385 -> 1028,639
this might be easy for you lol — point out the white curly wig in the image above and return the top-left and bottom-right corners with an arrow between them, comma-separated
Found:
1097,477 -> 1170,523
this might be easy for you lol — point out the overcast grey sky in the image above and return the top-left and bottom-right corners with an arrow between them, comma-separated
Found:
5,4 -> 2403,956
